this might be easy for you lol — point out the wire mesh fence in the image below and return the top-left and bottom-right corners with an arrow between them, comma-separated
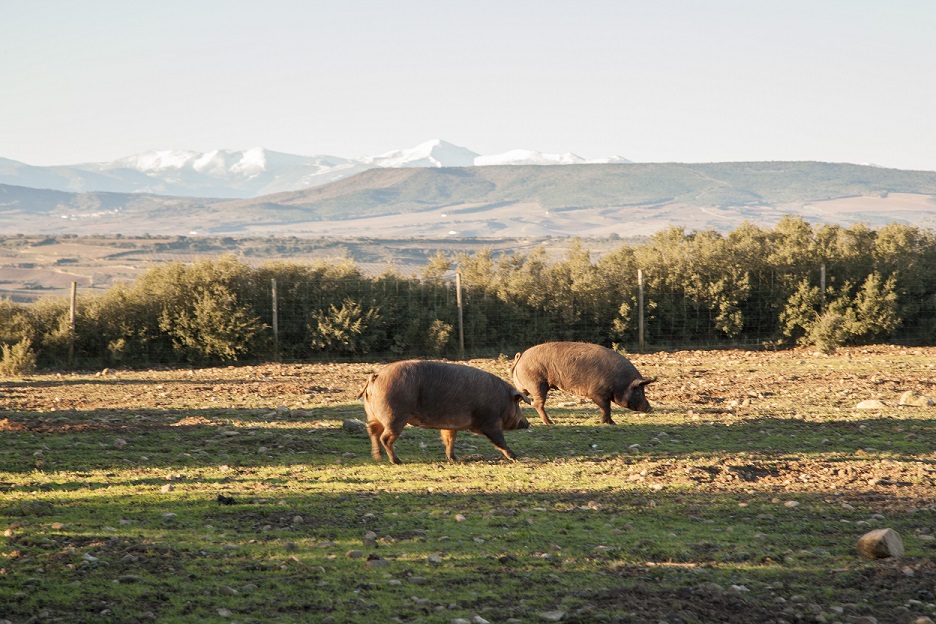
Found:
6,219 -> 936,370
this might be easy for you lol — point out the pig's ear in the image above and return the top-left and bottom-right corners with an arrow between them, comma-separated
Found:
513,390 -> 532,405
637,377 -> 656,386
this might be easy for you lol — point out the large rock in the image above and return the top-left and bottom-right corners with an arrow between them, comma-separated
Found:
857,528 -> 905,559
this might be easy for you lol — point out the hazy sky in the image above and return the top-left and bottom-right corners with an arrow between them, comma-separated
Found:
3,1 -> 935,170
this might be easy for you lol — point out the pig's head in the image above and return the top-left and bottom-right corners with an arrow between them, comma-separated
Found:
504,390 -> 532,429
617,377 -> 655,413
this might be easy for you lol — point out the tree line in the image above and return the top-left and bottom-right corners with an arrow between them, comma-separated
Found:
2,216 -> 935,373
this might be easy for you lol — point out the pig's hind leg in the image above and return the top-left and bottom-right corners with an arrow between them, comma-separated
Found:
380,427 -> 403,464
367,420 -> 385,462
529,382 -> 554,425
369,419 -> 403,464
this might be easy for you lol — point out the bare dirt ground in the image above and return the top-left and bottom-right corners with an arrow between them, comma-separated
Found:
4,345 -> 935,493
3,345 -> 936,623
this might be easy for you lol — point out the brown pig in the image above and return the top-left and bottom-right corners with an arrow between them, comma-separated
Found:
511,341 -> 655,425
358,360 -> 531,464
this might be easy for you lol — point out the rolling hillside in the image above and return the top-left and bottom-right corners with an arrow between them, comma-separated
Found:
2,162 -> 936,237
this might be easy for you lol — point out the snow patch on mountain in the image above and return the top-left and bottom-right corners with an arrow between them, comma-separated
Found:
364,139 -> 480,168
475,149 -> 586,166
586,155 -> 633,164
113,150 -> 201,172
1,140 -> 632,198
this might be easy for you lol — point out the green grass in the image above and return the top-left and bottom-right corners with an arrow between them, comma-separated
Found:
3,364 -> 936,623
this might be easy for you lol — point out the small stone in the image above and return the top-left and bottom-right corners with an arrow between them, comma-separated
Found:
240,583 -> 258,594
471,616 -> 491,624
217,608 -> 232,618
454,514 -> 466,522
539,611 -> 566,622
113,438 -> 128,448
219,585 -> 238,596
346,549 -> 366,559
857,528 -> 905,559
856,400 -> 887,410
18,500 -> 54,516
160,484 -> 173,493
342,419 -> 368,436
900,391 -> 935,407
784,501 -> 800,509
697,582 -> 724,595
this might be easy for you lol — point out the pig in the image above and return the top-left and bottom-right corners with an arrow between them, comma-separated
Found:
511,341 -> 655,425
358,360 -> 532,464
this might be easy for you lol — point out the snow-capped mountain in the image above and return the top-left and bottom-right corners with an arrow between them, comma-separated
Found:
0,140 -> 632,199
363,140 -> 480,168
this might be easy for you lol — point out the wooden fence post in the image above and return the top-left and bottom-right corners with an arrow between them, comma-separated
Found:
68,281 -> 77,367
456,272 -> 465,360
637,269 -> 645,352
820,263 -> 826,313
271,279 -> 279,362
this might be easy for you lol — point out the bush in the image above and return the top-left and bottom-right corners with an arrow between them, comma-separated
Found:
3,219 -> 936,368
0,338 -> 37,377
309,299 -> 383,355
806,312 -> 847,354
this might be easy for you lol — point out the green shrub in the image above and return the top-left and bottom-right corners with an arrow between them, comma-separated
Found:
805,311 -> 847,354
425,319 -> 453,354
0,338 -> 37,377
309,299 -> 383,355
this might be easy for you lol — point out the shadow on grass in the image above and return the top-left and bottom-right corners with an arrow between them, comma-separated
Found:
1,402 -> 935,474
3,487 -> 936,623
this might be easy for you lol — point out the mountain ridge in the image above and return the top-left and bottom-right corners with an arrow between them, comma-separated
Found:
2,160 -> 935,238
0,139 -> 632,199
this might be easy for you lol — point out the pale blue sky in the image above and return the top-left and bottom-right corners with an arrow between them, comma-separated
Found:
3,0 -> 935,170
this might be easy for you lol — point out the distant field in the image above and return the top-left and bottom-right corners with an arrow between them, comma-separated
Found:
0,235 -> 625,301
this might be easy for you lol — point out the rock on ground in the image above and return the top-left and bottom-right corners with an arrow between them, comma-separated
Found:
857,528 -> 905,559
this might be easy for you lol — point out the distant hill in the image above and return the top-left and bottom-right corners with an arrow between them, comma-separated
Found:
0,139 -> 613,198
2,161 -> 936,237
